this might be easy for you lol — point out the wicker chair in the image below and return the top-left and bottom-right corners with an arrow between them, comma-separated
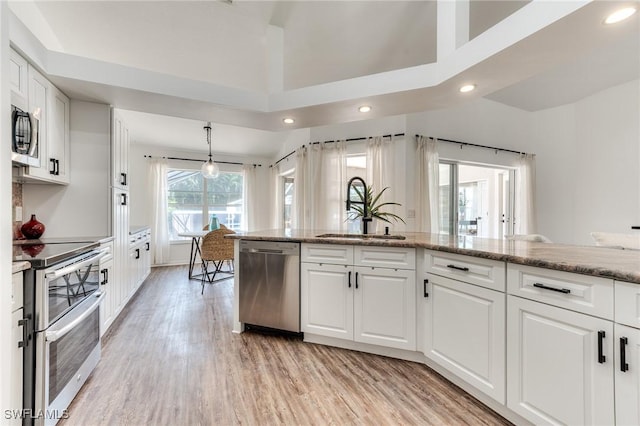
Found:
200,224 -> 235,294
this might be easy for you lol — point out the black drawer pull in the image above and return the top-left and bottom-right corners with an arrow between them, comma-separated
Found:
598,330 -> 606,364
348,271 -> 352,288
423,279 -> 429,298
620,337 -> 629,372
446,264 -> 469,272
533,283 -> 571,294
355,272 -> 359,289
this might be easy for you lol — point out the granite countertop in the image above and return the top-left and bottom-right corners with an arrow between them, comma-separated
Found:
228,229 -> 640,284
12,261 -> 31,274
130,225 -> 150,235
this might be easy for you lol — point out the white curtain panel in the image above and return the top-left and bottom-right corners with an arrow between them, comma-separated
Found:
292,147 -> 307,230
148,158 -> 170,264
515,153 -> 537,234
314,140 -> 347,231
268,164 -> 282,229
416,136 -> 440,233
366,135 -> 398,232
242,165 -> 260,231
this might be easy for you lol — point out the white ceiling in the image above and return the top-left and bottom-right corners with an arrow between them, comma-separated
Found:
9,0 -> 640,159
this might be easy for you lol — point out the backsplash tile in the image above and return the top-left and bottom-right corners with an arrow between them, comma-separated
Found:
12,183 -> 23,240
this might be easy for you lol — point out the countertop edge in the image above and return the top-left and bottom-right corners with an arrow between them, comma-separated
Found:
12,261 -> 31,273
228,233 -> 640,284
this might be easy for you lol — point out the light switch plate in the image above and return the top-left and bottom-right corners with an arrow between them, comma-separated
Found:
15,206 -> 22,221
407,209 -> 415,219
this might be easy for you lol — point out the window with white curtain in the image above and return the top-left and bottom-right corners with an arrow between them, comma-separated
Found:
166,169 -> 244,241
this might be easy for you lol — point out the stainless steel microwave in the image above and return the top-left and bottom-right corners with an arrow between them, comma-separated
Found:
11,105 -> 40,167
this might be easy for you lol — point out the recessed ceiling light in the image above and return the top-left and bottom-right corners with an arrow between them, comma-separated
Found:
604,7 -> 636,24
459,84 -> 476,93
283,118 -> 295,124
358,105 -> 372,113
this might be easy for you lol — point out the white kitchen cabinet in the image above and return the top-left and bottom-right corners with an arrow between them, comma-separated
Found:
301,262 -> 353,340
112,188 -> 129,315
506,295 -> 614,425
112,109 -> 130,190
20,65 -> 49,181
10,272 -> 24,426
615,323 -> 640,426
129,229 -> 151,294
45,85 -> 70,184
99,241 -> 115,337
10,48 -> 28,109
354,266 -> 415,350
301,244 -> 416,351
423,273 -> 505,403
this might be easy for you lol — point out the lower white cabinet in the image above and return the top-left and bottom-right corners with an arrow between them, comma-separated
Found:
99,254 -> 114,337
506,295 -> 614,425
423,273 -> 505,403
615,322 -> 640,425
10,272 -> 24,426
301,251 -> 416,351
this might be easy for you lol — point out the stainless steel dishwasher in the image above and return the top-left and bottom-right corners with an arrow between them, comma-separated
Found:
239,240 -> 300,333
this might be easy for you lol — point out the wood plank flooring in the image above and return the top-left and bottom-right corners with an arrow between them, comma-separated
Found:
60,266 -> 511,426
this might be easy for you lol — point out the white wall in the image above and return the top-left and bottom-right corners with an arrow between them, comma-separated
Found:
129,143 -> 272,266
23,101 -> 111,238
533,79 -> 640,245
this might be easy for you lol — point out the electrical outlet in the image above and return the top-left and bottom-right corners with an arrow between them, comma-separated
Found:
15,206 -> 22,222
407,209 -> 415,219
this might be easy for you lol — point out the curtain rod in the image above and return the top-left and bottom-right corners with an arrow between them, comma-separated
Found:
415,135 -> 530,156
144,155 -> 261,167
272,132 -> 405,167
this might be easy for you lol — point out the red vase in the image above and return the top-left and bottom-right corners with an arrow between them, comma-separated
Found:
21,214 -> 45,239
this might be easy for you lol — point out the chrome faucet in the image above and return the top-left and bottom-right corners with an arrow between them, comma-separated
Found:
346,176 -> 373,234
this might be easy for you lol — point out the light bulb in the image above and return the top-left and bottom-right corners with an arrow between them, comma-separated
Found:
201,159 -> 220,179
604,7 -> 636,24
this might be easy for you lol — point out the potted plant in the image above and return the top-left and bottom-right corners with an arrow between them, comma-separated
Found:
348,185 -> 405,231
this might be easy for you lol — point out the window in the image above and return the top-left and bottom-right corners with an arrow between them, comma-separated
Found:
439,162 -> 514,238
283,175 -> 294,229
167,169 -> 244,241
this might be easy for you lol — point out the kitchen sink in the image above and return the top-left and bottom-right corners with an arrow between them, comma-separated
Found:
315,233 -> 406,240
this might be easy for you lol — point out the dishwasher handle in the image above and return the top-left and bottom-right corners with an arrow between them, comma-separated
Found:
243,248 -> 284,254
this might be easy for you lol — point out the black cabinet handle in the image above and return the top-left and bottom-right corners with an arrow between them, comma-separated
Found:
135,248 -> 140,259
598,330 -> 606,364
101,268 -> 109,285
355,272 -> 359,289
17,316 -> 29,348
348,271 -> 352,288
533,283 -> 571,294
423,279 -> 429,298
49,158 -> 56,175
121,172 -> 127,186
446,264 -> 469,272
620,337 -> 629,372
121,193 -> 127,206
632,226 -> 640,230
146,242 -> 150,251
55,159 -> 60,175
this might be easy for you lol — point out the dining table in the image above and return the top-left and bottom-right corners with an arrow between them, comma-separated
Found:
177,230 -> 209,280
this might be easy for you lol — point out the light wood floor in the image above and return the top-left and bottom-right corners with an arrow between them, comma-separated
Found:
61,266 -> 511,426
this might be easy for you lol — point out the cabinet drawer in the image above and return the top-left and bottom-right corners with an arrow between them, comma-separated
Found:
425,250 -> 505,291
615,281 -> 640,328
355,246 -> 415,270
507,264 -> 613,320
302,243 -> 353,265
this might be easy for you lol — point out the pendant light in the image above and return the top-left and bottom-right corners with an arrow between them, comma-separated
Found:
201,122 -> 220,179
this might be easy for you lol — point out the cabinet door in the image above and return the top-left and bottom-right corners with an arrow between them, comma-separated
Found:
24,66 -> 50,180
615,324 -> 640,426
142,238 -> 151,281
112,189 -> 129,313
47,85 -> 70,184
10,49 -> 28,109
99,257 -> 114,336
354,266 -> 416,350
424,274 -> 505,403
507,295 -> 614,425
111,111 -> 129,189
301,262 -> 353,340
10,308 -> 24,426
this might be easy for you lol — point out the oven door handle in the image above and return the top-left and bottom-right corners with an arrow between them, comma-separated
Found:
45,250 -> 107,279
45,292 -> 104,342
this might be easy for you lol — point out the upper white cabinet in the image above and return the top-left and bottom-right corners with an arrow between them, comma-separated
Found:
301,244 -> 416,351
112,110 -> 130,189
13,49 -> 71,185
9,48 -> 28,110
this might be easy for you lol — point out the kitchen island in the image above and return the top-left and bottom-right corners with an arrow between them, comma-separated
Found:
229,229 -> 640,426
